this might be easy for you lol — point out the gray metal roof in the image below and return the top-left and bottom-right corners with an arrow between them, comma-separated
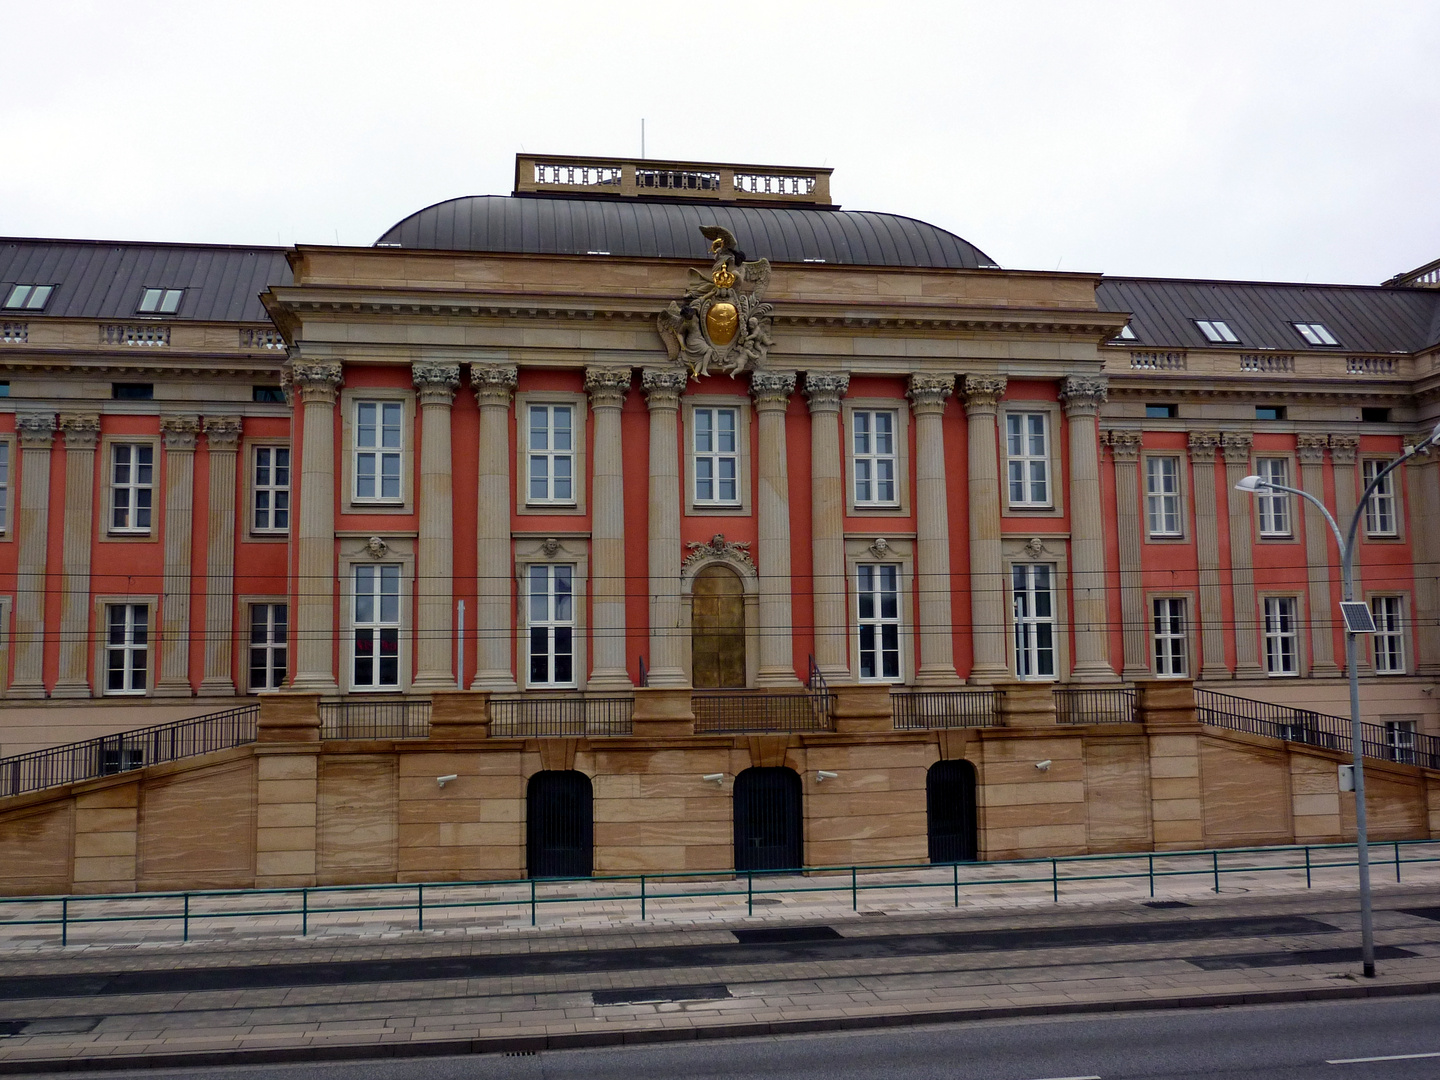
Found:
0,238 -> 292,323
375,195 -> 1000,270
1097,277 -> 1440,354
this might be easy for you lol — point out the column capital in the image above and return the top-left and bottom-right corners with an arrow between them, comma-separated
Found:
961,374 -> 1007,414
203,415 -> 243,451
1221,432 -> 1253,465
1059,374 -> 1109,415
1105,429 -> 1142,462
802,370 -> 849,413
1296,433 -> 1328,465
750,369 -> 796,410
412,361 -> 461,405
288,360 -> 344,404
470,363 -> 518,406
160,414 -> 202,451
585,366 -> 632,408
16,413 -> 55,448
1187,430 -> 1221,462
906,373 -> 954,415
642,365 -> 688,410
1330,434 -> 1360,465
58,412 -> 101,450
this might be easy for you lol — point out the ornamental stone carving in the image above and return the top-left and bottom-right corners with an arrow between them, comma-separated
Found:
412,361 -> 461,405
540,537 -> 561,558
202,416 -> 243,451
58,413 -> 101,450
469,363 -> 518,406
288,360 -> 344,404
1187,431 -> 1221,462
1059,374 -> 1109,414
906,373 -> 954,414
642,365 -> 689,409
802,371 -> 849,413
1024,537 -> 1053,558
160,415 -> 202,450
683,533 -> 757,576
1221,432 -> 1253,465
584,366 -> 631,408
365,536 -> 388,559
16,413 -> 56,448
961,374 -> 1007,413
657,226 -> 774,379
1329,434 -> 1359,465
1296,433 -> 1328,465
1105,430 -> 1143,462
868,537 -> 892,559
749,369 -> 796,410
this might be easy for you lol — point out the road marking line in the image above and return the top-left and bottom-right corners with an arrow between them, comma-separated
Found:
1021,1075 -> 1103,1080
1327,1051 -> 1440,1064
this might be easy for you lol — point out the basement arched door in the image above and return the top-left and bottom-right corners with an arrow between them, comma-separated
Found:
526,770 -> 594,879
733,767 -> 803,872
927,759 -> 978,863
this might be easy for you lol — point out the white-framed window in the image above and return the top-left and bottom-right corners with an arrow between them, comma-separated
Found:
852,409 -> 898,506
526,404 -> 575,504
1255,457 -> 1291,537
352,564 -> 401,689
1153,597 -> 1188,676
526,564 -> 576,687
248,603 -> 288,691
856,563 -> 901,681
1293,322 -> 1339,347
1145,455 -> 1183,537
3,284 -> 53,311
111,443 -> 154,533
137,287 -> 184,314
1262,596 -> 1300,676
252,446 -> 290,533
0,441 -> 9,534
1005,412 -> 1050,507
1195,319 -> 1240,343
354,401 -> 403,502
105,603 -> 149,694
1012,563 -> 1056,679
1371,595 -> 1405,675
693,406 -> 739,505
1362,459 -> 1397,537
1385,720 -> 1417,765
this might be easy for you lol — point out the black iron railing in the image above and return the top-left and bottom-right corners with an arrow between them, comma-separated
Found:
488,696 -> 634,737
692,690 -> 833,733
1055,687 -> 1138,724
0,705 -> 260,799
319,699 -> 431,740
892,690 -> 998,730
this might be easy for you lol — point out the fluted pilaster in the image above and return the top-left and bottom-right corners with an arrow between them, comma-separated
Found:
52,414 -> 100,697
643,366 -> 689,687
804,371 -> 850,680
962,375 -> 1008,682
410,362 -> 461,689
1188,433 -> 1228,679
1297,434 -> 1340,677
1107,430 -> 1149,679
470,363 -> 519,691
1060,375 -> 1117,682
10,414 -> 55,698
751,370 -> 801,686
291,360 -> 343,692
198,417 -> 242,695
1328,435 -> 1369,675
586,366 -> 633,689
1222,433 -> 1263,678
1404,441 -> 1440,676
907,373 -> 960,685
155,415 -> 200,696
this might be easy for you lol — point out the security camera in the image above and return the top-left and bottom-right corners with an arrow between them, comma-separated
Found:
436,774 -> 459,788
1034,760 -> 1052,772
816,770 -> 838,782
702,773 -> 725,784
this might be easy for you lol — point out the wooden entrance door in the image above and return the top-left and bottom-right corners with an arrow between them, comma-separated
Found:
691,564 -> 746,688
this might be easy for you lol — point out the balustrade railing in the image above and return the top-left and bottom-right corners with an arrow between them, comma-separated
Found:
1055,687 -> 1138,724
1239,353 -> 1294,373
100,324 -> 169,347
1346,355 -> 1399,375
488,696 -> 634,737
892,690 -> 997,730
1,322 -> 27,344
319,698 -> 431,740
1129,350 -> 1186,370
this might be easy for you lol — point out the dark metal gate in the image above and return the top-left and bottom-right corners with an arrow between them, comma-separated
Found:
927,759 -> 978,863
526,770 -> 594,879
733,767 -> 803,872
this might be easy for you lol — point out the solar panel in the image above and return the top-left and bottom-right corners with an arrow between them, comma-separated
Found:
1339,601 -> 1376,634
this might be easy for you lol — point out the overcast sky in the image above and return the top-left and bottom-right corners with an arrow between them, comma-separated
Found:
5,1 -> 1438,285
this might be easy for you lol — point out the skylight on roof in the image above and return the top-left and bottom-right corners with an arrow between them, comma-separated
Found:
1293,322 -> 1339,346
3,284 -> 54,311
138,288 -> 184,315
1113,323 -> 1137,341
1195,319 -> 1239,344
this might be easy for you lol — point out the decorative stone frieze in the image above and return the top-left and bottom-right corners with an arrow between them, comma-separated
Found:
1296,433 -> 1328,465
203,416 -> 243,451
288,360 -> 343,403
412,361 -> 461,405
58,413 -> 101,450
584,366 -> 631,408
1059,374 -> 1109,414
683,533 -> 757,575
961,374 -> 1007,413
802,371 -> 849,412
905,373 -> 953,414
749,369 -> 796,409
16,413 -> 55,448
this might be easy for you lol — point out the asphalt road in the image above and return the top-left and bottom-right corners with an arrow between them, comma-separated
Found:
35,995 -> 1440,1080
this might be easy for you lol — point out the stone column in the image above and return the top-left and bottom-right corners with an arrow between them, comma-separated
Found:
643,366 -> 689,687
291,360 -> 343,693
1297,434 -> 1340,677
1188,433 -> 1228,680
749,370 -> 801,687
907,373 -> 961,685
1222,432 -> 1264,678
804,371 -> 851,681
962,375 -> 1009,683
197,417 -> 242,696
1060,375 -> 1117,682
1107,430 -> 1149,679
411,362 -> 461,691
585,366 -> 633,689
1328,435 -> 1369,675
52,414 -> 101,697
155,415 -> 200,697
1404,441 -> 1440,676
470,364 -> 519,691
10,413 -> 55,698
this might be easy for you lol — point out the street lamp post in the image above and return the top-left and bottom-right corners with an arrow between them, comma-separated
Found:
1235,421 -> 1440,979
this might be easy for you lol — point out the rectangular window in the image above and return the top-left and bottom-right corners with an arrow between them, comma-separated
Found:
1256,458 -> 1291,536
1263,596 -> 1299,676
527,564 -> 575,686
527,404 -> 575,503
352,564 -> 401,689
112,382 -> 154,400
0,442 -> 8,534
1145,403 -> 1178,419
1153,597 -> 1189,676
1195,319 -> 1240,343
253,386 -> 286,403
1013,563 -> 1056,679
1371,596 -> 1404,675
354,401 -> 403,502
248,603 -> 288,691
1385,720 -> 1416,765
856,563 -> 901,681
852,409 -> 898,505
1145,456 -> 1183,537
1255,405 -> 1286,421
111,444 -> 154,533
1005,412 -> 1050,506
137,288 -> 184,314
3,284 -> 53,311
1293,322 -> 1339,346
105,604 -> 149,694
1362,459 -> 1396,537
693,406 -> 739,504
253,446 -> 290,533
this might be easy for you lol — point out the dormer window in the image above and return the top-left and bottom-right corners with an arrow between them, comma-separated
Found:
137,288 -> 184,315
3,284 -> 54,311
1195,320 -> 1239,344
1293,322 -> 1339,346
1114,324 -> 1137,341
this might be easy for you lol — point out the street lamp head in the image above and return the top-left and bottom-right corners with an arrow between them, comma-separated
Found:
1235,474 -> 1265,493
1428,421 -> 1440,448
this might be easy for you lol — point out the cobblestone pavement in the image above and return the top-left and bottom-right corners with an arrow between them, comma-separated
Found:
0,856 -> 1438,1071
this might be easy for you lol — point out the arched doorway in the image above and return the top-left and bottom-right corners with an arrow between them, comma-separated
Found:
927,759 -> 978,863
526,770 -> 593,878
692,563 -> 746,688
733,767 -> 803,872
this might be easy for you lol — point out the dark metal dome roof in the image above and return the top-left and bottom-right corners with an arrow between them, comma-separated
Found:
375,196 -> 998,270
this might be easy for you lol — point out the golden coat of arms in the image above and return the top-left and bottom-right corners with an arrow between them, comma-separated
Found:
657,226 -> 774,379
